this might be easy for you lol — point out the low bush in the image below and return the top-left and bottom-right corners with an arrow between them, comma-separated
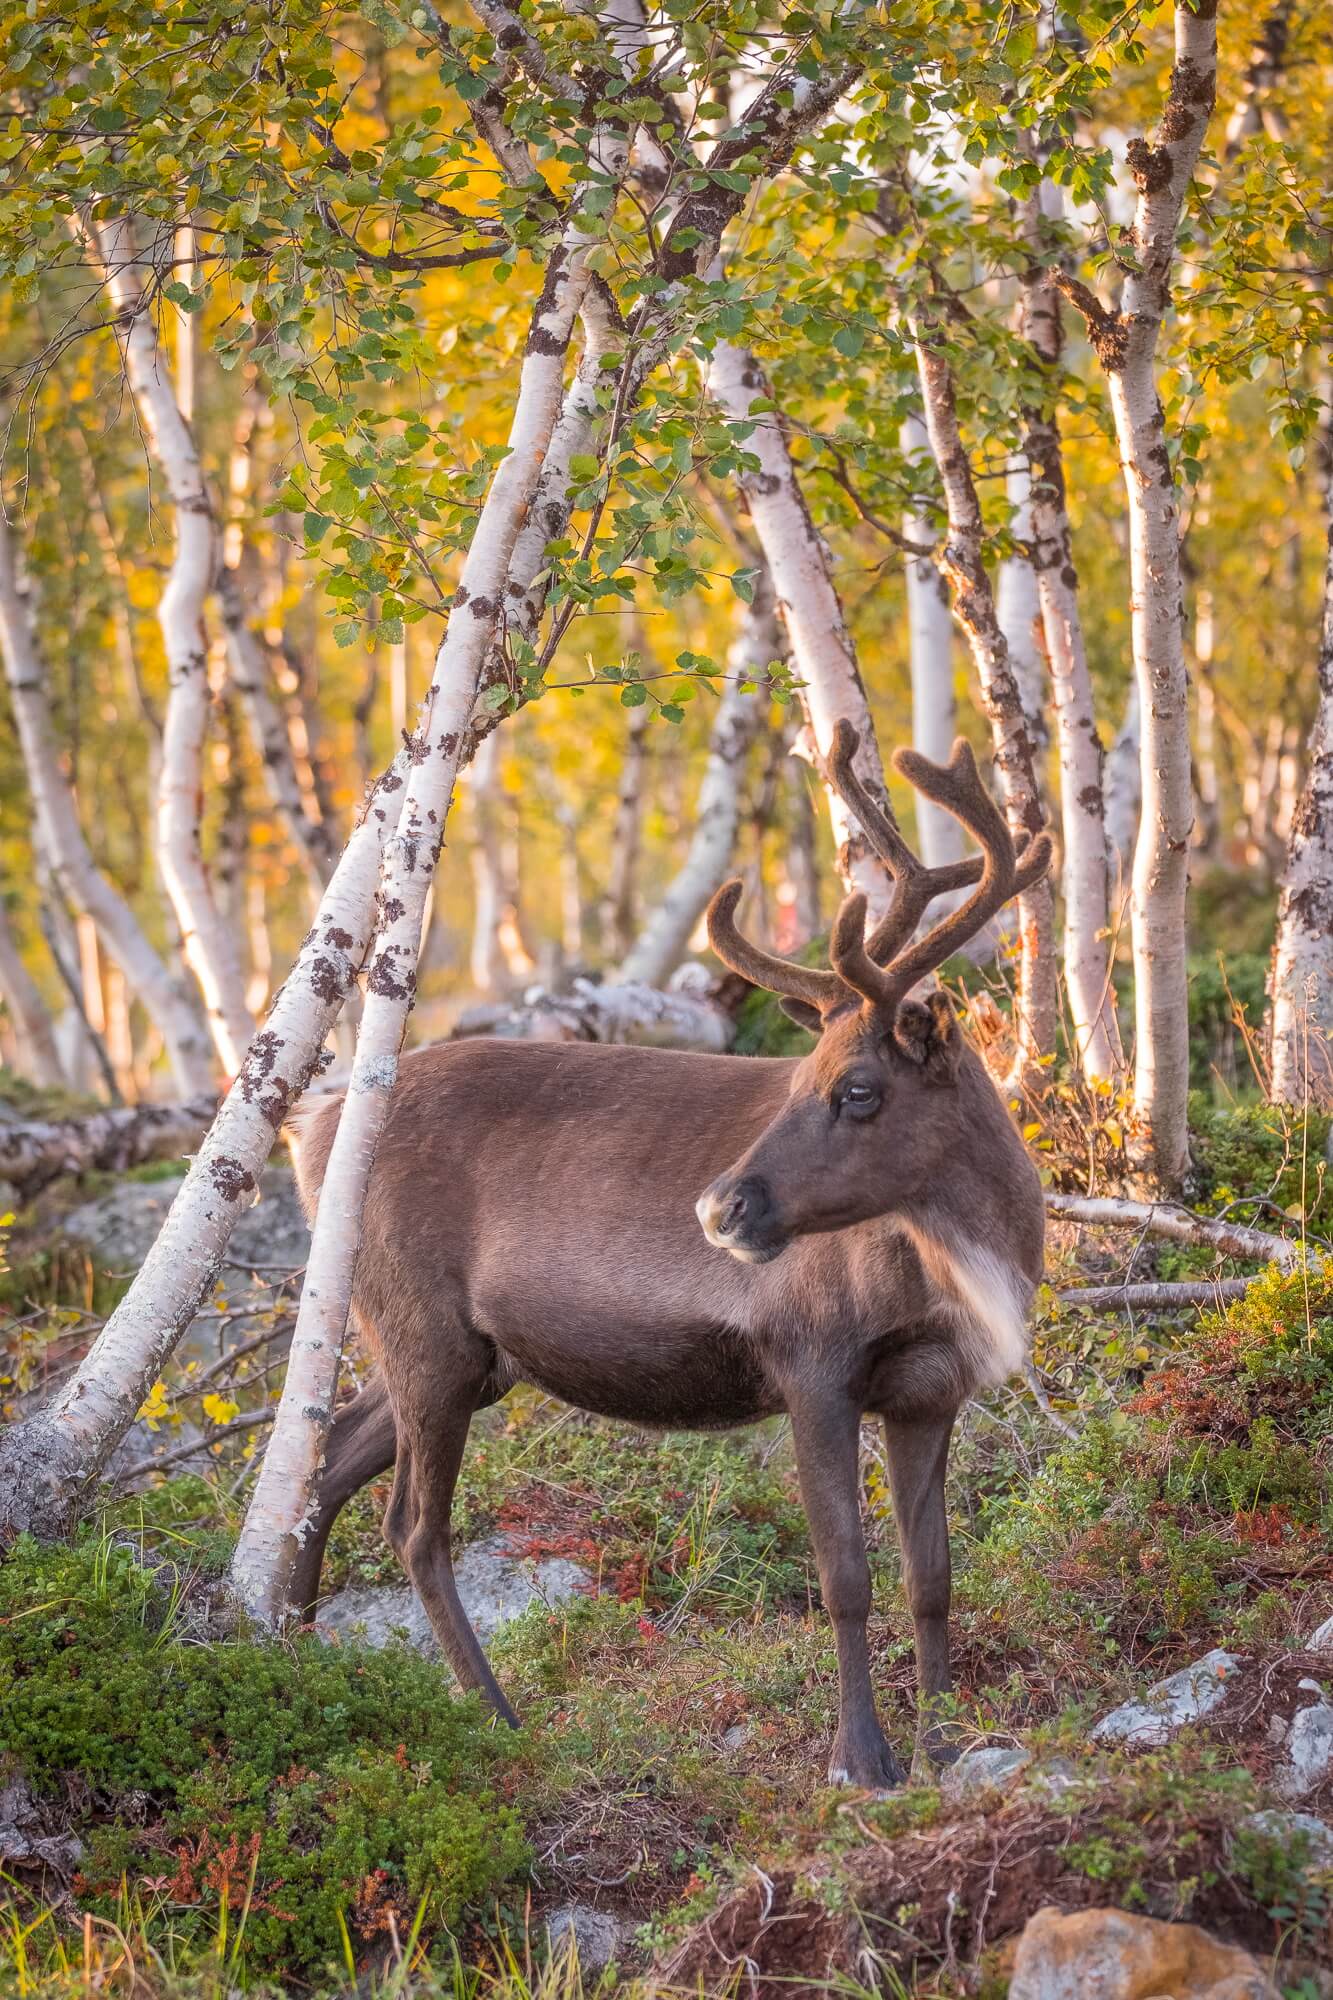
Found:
0,1533 -> 528,1981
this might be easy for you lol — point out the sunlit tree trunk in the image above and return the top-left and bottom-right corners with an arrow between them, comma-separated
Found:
900,414 -> 965,873
1269,511 -> 1333,1108
1019,206 -> 1123,1082
467,730 -> 532,993
995,459 -> 1049,760
911,318 -> 1057,1094
80,211 -> 253,1075
228,137 -> 625,1624
0,510 -> 214,1095
1057,0 -> 1217,1187
619,570 -> 774,985
0,901 -> 65,1090
709,340 -> 897,920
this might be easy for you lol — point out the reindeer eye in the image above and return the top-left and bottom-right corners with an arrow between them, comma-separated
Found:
842,1081 -> 881,1115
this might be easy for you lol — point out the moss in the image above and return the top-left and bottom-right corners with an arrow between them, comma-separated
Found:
0,1534 -> 528,1981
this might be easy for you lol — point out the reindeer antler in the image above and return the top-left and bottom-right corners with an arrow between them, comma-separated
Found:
706,725 -> 1051,1027
705,879 -> 846,1016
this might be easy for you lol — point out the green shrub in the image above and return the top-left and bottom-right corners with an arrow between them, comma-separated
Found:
0,1534 -> 528,1980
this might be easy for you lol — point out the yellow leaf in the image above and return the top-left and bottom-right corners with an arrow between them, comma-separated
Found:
137,1379 -> 170,1431
1023,1121 -> 1042,1141
202,1392 -> 240,1426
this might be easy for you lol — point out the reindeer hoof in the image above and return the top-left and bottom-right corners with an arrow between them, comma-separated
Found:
827,1730 -> 906,1793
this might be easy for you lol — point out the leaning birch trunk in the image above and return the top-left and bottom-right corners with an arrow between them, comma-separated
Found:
1018,210 -> 1123,1083
0,747 -> 411,1537
82,212 -> 253,1075
617,571 -> 774,986
1269,510 -> 1333,1108
900,413 -> 965,873
0,901 -> 65,1090
708,340 -> 895,920
0,510 -> 214,1096
1057,0 -> 1217,1187
910,319 -> 1057,1093
995,460 -> 1049,758
229,144 -> 623,1625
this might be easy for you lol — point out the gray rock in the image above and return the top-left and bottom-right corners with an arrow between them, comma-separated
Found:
940,1745 -> 1030,1802
1091,1649 -> 1240,1748
1307,1613 -> 1333,1655
1277,1700 -> 1333,1801
1026,1756 -> 1086,1800
316,1533 -> 589,1656
64,1167 -> 308,1367
545,1903 -> 633,1971
1241,1810 -> 1333,1867
721,1723 -> 749,1754
0,1777 -> 84,1877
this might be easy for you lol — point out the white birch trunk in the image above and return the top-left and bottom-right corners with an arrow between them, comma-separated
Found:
1269,512 -> 1333,1107
601,693 -> 652,961
618,571 -> 774,985
995,459 -> 1049,757
0,510 -> 214,1096
1018,223 -> 1124,1083
708,339 -> 896,920
0,745 -> 415,1535
467,730 -> 532,992
0,901 -> 65,1090
900,414 -> 965,872
83,212 -> 253,1075
1069,0 -> 1217,1186
1105,681 -> 1142,887
911,325 -> 1058,1091
229,145 -> 623,1624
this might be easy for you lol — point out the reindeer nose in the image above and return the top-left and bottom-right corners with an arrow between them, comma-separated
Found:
696,1175 -> 771,1246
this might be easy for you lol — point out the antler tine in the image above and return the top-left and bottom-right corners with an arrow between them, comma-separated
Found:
874,738 -> 1052,1002
828,891 -> 890,1010
706,879 -> 845,1014
828,719 -> 985,968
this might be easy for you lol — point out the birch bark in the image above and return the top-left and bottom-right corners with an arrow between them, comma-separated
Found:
0,901 -> 64,1090
1057,0 -> 1217,1186
708,340 -> 897,920
1018,211 -> 1123,1082
229,142 -> 624,1623
910,319 -> 1057,1091
0,747 -> 410,1535
82,212 -> 253,1075
618,571 -> 774,985
1269,510 -> 1333,1107
0,510 -> 214,1096
900,414 -> 965,872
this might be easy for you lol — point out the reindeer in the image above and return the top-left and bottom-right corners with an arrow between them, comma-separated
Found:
286,723 -> 1050,1788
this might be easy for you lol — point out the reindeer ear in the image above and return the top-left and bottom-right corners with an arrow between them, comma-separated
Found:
892,992 -> 962,1079
779,996 -> 824,1035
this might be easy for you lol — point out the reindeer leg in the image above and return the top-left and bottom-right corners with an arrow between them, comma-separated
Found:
385,1349 -> 519,1727
881,1412 -> 957,1773
788,1390 -> 905,1790
291,1373 -> 397,1620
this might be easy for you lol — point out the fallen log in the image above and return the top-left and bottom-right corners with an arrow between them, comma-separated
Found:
0,1093 -> 216,1201
1057,1279 -> 1255,1312
1044,1192 -> 1304,1270
451,965 -> 740,1053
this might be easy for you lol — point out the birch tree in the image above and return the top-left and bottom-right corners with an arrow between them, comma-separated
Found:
1269,509 -> 1333,1107
77,211 -> 254,1075
618,570 -> 775,986
1055,0 -> 1218,1185
909,307 -> 1057,1091
1018,192 -> 1123,1083
0,509 -> 214,1095
900,413 -> 965,873
0,900 -> 65,1090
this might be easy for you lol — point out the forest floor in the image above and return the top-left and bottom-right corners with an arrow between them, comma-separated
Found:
3,1088 -> 1333,1998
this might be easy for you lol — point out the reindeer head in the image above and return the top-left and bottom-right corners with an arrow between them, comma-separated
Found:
695,724 -> 1051,1264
